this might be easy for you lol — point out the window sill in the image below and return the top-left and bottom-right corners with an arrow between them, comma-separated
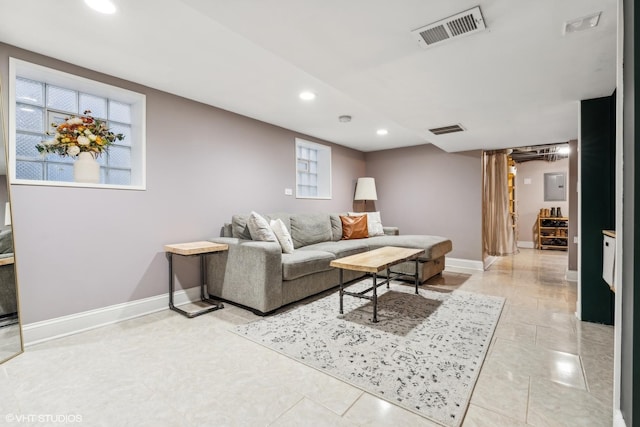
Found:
295,195 -> 332,200
11,178 -> 146,191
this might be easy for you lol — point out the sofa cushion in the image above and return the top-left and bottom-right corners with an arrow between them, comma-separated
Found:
231,214 -> 252,240
266,212 -> 291,233
366,235 -> 453,260
301,240 -> 369,259
340,215 -> 368,240
290,213 -> 333,249
281,250 -> 335,280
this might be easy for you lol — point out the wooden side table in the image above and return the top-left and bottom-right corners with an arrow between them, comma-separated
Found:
164,241 -> 228,318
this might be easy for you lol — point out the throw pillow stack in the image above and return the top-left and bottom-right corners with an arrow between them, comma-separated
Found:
246,211 -> 294,254
340,211 -> 385,240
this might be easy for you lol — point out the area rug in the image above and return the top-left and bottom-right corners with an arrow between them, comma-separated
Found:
233,279 -> 504,427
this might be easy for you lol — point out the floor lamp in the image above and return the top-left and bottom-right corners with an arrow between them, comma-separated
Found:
354,177 -> 377,212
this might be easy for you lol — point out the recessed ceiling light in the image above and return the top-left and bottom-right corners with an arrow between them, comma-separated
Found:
299,91 -> 316,101
563,12 -> 601,35
84,0 -> 117,14
376,129 -> 389,136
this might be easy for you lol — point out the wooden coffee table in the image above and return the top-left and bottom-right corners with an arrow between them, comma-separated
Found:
330,246 -> 425,322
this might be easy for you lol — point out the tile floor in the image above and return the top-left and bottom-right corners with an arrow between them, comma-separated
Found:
0,249 -> 613,426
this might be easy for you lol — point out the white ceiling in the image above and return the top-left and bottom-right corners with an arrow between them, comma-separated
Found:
0,0 -> 617,153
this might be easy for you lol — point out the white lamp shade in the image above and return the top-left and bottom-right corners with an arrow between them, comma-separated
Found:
354,177 -> 378,201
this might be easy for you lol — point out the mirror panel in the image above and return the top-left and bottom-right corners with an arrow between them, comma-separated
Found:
0,72 -> 23,363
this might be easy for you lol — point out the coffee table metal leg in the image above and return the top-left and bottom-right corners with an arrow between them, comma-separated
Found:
339,268 -> 344,314
415,258 -> 420,294
372,272 -> 378,323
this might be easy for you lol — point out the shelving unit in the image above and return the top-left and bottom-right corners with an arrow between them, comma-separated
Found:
538,216 -> 569,250
508,157 -> 517,235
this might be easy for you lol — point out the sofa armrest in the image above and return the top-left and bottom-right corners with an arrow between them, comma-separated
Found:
206,237 -> 283,314
383,226 -> 399,236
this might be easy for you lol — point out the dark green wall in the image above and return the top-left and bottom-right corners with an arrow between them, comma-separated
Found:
580,95 -> 615,325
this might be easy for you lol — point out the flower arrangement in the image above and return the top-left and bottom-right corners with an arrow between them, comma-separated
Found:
36,110 -> 124,158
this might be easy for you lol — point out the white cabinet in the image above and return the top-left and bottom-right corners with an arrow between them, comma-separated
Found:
602,231 -> 616,290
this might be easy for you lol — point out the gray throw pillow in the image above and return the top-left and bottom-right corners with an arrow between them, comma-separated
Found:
231,214 -> 252,240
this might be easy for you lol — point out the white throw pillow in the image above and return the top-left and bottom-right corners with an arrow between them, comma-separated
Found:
270,218 -> 294,254
247,211 -> 277,242
348,211 -> 384,237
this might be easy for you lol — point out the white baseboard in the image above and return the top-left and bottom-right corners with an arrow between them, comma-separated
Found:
445,257 -> 484,273
613,409 -> 626,427
566,269 -> 578,282
22,287 -> 201,346
517,241 -> 535,249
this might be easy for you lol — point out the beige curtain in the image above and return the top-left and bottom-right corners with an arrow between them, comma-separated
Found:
483,150 -> 518,256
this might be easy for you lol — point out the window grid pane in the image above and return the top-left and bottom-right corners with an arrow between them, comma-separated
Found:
16,78 -> 44,106
109,100 -> 131,123
108,123 -> 131,146
16,160 -> 44,180
106,169 -> 131,185
16,132 -> 44,158
47,85 -> 78,113
108,146 -> 131,168
47,163 -> 74,182
16,104 -> 44,132
79,93 -> 107,119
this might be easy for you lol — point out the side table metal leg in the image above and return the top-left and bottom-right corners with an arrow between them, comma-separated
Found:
339,268 -> 344,314
167,252 -> 176,310
200,253 -> 224,311
200,254 -> 207,301
386,268 -> 390,289
372,273 -> 378,323
415,258 -> 420,294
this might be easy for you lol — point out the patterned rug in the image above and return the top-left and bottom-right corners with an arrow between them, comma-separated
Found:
233,279 -> 504,427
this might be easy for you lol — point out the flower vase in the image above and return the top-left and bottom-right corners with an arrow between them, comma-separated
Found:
74,152 -> 100,183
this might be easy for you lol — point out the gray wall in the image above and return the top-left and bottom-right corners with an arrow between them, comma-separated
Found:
364,144 -> 483,261
0,43 -> 366,324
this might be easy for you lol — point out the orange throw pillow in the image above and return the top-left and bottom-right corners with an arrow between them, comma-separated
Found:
340,215 -> 368,240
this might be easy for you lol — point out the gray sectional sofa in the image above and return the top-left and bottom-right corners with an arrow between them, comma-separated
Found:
0,228 -> 16,318
206,212 -> 452,315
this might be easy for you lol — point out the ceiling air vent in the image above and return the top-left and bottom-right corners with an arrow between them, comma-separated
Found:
411,6 -> 486,48
429,124 -> 465,135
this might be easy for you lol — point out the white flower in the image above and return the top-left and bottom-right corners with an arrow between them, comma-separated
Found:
77,135 -> 90,146
67,117 -> 83,125
67,145 -> 80,156
88,134 -> 96,142
84,129 -> 91,135
43,139 -> 56,146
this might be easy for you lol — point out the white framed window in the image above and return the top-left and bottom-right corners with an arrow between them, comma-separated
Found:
9,58 -> 146,190
295,138 -> 331,199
